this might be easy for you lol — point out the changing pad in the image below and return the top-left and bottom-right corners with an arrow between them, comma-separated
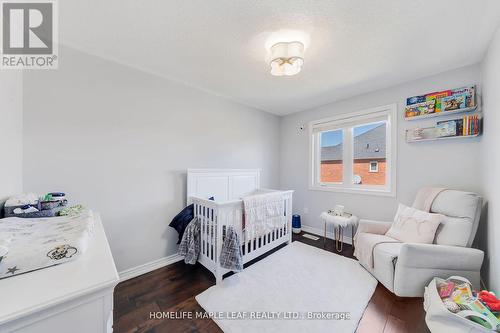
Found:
0,211 -> 95,279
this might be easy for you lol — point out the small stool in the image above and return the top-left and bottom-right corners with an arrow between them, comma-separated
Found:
320,212 -> 359,252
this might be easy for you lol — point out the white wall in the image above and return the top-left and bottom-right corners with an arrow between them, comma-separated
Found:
280,65 -> 482,240
479,25 -> 500,293
0,72 -> 23,203
22,46 -> 281,272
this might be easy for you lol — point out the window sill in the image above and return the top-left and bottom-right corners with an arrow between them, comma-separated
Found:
308,185 -> 396,197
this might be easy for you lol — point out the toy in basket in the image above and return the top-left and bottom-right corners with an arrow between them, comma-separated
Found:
425,276 -> 500,332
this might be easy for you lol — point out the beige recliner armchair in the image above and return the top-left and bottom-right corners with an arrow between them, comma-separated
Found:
354,190 -> 484,297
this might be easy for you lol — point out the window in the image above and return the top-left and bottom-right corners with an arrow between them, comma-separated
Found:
369,161 -> 379,173
320,129 -> 343,183
309,104 -> 396,196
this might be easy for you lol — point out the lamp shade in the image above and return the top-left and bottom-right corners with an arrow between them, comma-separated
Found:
269,41 -> 305,76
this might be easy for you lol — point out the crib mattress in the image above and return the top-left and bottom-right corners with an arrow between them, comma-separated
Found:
0,211 -> 94,279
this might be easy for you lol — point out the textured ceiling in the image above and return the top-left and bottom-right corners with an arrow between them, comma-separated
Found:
59,0 -> 500,115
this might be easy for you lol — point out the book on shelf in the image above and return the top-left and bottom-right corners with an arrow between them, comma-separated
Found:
435,115 -> 479,138
436,119 -> 459,137
405,85 -> 476,119
441,93 -> 467,112
460,115 -> 480,136
405,100 -> 436,118
452,86 -> 476,108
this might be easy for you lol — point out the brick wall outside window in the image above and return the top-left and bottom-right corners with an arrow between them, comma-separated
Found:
320,158 -> 386,185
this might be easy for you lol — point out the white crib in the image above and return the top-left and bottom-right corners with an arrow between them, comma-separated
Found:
187,169 -> 294,284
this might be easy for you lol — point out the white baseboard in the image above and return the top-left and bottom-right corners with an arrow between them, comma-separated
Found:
300,224 -> 353,245
119,253 -> 183,282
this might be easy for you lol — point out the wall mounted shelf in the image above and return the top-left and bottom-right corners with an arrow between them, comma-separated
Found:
406,132 -> 479,143
405,105 -> 478,121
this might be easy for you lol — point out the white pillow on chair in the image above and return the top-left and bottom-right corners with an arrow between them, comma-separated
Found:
386,204 -> 444,243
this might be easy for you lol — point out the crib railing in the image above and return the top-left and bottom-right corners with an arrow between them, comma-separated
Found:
191,190 -> 293,283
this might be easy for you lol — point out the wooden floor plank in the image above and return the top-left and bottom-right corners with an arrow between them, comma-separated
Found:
356,286 -> 393,333
113,302 -> 161,333
113,231 -> 429,333
146,298 -> 223,333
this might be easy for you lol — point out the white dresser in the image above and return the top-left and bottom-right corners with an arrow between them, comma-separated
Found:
0,214 -> 119,333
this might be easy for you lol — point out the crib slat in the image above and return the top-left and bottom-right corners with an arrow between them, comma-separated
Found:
201,205 -> 205,256
213,209 -> 217,260
201,205 -> 205,258
210,208 -> 214,260
245,229 -> 249,254
202,205 -> 206,257
204,205 -> 208,256
196,204 -> 200,254
196,204 -> 202,255
208,208 -> 212,261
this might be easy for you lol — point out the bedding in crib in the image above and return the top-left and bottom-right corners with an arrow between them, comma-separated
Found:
242,191 -> 286,239
0,211 -> 94,279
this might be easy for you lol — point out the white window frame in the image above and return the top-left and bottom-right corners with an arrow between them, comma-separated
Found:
308,104 -> 397,197
369,161 -> 379,173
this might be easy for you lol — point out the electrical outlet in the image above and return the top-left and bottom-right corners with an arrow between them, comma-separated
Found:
303,207 -> 309,214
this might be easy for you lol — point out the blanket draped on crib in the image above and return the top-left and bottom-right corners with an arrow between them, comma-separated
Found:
178,217 -> 201,264
178,219 -> 243,271
242,192 -> 286,239
219,226 -> 243,272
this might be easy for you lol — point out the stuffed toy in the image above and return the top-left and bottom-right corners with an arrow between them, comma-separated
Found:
479,291 -> 500,311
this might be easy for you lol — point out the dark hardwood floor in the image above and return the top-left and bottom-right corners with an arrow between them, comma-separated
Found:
114,232 -> 430,333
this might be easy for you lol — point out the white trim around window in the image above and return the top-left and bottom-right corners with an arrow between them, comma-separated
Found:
308,104 -> 397,197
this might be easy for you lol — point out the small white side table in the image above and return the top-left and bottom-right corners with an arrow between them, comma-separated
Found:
320,211 -> 359,252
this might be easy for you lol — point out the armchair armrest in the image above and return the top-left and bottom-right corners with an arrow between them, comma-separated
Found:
355,219 -> 392,236
398,243 -> 484,271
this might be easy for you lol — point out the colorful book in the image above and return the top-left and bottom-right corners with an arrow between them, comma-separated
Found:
452,85 -> 476,108
405,100 -> 436,118
460,115 -> 480,136
438,281 -> 456,298
441,93 -> 467,112
426,90 -> 451,112
456,118 -> 464,136
436,120 -> 457,137
406,95 -> 426,105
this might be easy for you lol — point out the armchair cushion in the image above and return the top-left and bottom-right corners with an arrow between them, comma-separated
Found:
434,216 -> 472,247
430,190 -> 482,247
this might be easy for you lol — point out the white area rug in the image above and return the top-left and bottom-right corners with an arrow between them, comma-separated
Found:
196,241 -> 377,333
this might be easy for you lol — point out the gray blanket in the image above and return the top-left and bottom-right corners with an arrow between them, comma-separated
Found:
178,219 -> 243,271
178,218 -> 200,264
219,226 -> 243,272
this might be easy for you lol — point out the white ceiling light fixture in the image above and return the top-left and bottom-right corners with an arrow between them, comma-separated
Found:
269,41 -> 305,76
